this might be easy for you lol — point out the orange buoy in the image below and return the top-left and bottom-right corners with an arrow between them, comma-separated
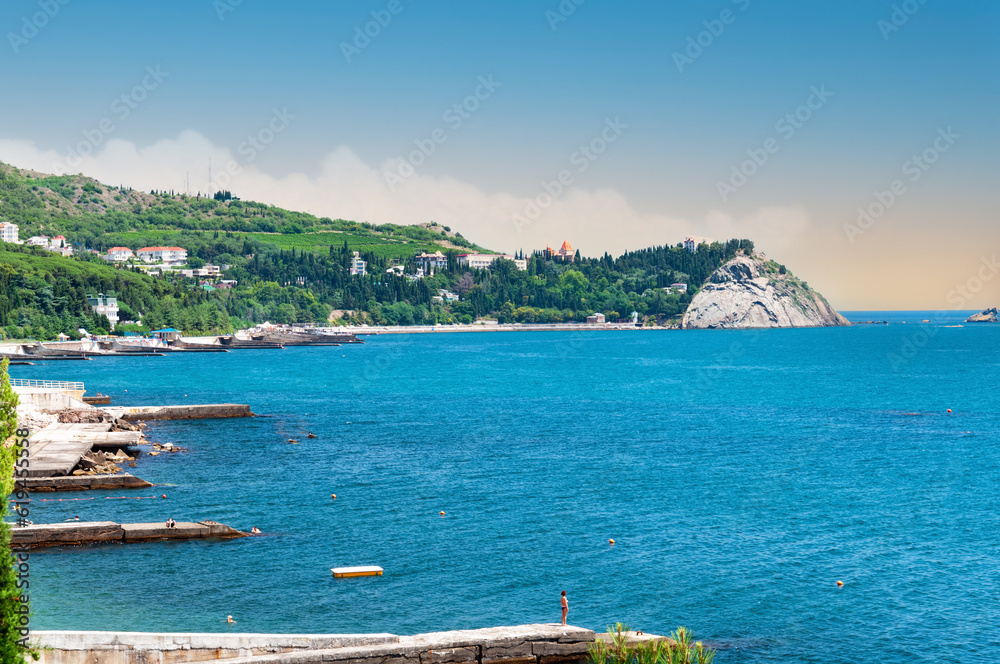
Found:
836,580 -> 844,587
609,539 -> 615,545
947,409 -> 952,413
439,511 -> 446,516
331,494 -> 337,499
162,494 -> 167,499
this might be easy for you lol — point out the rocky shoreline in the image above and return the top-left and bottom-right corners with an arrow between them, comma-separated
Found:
682,253 -> 850,329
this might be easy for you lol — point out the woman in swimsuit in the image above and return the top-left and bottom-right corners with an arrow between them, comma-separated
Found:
560,591 -> 568,625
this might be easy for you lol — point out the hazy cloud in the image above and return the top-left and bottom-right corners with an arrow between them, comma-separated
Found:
0,131 -> 811,258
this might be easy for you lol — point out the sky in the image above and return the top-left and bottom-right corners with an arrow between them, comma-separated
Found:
1,0 -> 998,310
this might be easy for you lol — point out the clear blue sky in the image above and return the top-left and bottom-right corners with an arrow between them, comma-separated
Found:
2,0 -> 998,307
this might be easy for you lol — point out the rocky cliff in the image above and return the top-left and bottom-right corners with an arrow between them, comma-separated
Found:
682,253 -> 850,329
966,307 -> 998,323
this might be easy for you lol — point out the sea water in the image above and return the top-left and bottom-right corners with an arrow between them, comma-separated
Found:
14,318 -> 1000,663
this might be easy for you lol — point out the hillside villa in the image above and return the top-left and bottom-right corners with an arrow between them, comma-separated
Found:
137,246 -> 188,265
0,221 -> 21,244
684,236 -> 713,253
457,253 -> 528,271
106,247 -> 135,262
87,293 -> 119,329
544,240 -> 576,262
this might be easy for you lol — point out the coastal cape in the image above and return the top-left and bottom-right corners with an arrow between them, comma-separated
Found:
966,307 -> 998,323
682,253 -> 850,329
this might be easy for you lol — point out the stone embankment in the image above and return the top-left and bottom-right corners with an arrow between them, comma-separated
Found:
34,625 -> 598,664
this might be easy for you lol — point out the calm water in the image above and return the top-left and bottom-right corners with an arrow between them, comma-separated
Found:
13,319 -> 1000,663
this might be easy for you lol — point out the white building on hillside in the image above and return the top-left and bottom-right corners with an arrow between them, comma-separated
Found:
350,251 -> 367,276
47,235 -> 73,256
138,246 -> 188,265
457,253 -> 527,271
684,236 -> 713,253
415,251 -> 448,272
87,293 -> 119,329
106,247 -> 134,262
0,221 -> 21,244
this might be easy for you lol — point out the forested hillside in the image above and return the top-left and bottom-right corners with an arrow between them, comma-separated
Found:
0,162 -> 753,338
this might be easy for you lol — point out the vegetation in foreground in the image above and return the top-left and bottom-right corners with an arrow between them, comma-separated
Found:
589,624 -> 715,664
0,359 -> 38,661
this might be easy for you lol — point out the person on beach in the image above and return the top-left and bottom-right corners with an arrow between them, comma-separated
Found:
166,518 -> 176,529
560,591 -> 568,625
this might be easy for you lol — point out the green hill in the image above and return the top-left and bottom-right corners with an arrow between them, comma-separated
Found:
0,163 -> 488,260
0,161 -> 753,338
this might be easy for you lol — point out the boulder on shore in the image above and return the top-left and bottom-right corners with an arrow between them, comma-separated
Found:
966,307 -> 998,323
682,253 -> 850,329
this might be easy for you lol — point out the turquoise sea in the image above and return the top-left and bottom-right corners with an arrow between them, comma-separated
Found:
13,312 -> 1000,663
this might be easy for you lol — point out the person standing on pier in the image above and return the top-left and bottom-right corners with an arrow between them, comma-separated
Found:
560,591 -> 568,625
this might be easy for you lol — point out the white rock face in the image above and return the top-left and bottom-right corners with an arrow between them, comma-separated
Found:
966,307 -> 998,323
682,254 -> 850,329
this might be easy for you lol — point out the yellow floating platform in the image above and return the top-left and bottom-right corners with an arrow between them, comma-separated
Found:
331,566 -> 383,578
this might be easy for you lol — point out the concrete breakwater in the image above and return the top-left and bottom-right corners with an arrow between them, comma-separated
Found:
12,519 -> 247,548
21,474 -> 153,492
104,403 -> 254,421
33,624 -> 597,664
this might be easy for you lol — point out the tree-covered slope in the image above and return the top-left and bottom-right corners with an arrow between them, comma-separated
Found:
0,161 -> 755,337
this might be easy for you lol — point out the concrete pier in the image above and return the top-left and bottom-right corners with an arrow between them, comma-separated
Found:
12,520 -> 247,548
26,423 -> 110,477
33,625 -> 596,664
104,403 -> 254,421
20,474 -> 154,492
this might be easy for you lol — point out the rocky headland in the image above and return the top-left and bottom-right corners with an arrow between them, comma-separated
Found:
965,307 -> 998,323
682,253 -> 850,329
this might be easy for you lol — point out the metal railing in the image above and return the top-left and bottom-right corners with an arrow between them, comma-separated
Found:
9,379 -> 84,391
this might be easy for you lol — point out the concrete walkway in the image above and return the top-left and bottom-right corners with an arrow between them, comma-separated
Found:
33,625 -> 597,664
12,520 -> 247,548
26,423 -> 114,477
103,404 -> 254,420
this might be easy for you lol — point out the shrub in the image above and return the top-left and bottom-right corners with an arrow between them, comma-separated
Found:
588,623 -> 715,664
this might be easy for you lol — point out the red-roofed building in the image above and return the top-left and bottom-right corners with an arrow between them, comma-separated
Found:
544,240 -> 575,262
137,246 -> 188,264
106,246 -> 134,262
